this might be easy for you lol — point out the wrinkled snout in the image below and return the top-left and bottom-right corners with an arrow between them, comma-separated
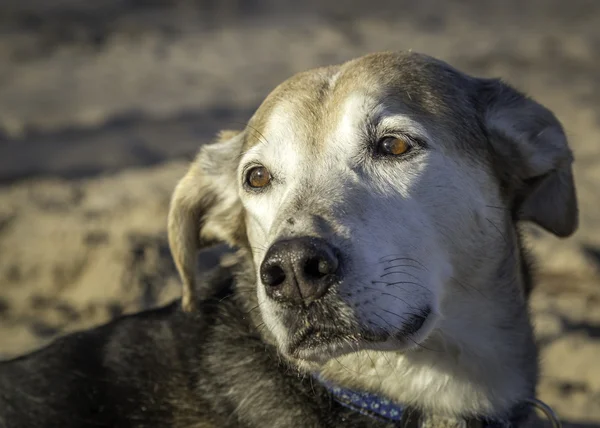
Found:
260,237 -> 340,306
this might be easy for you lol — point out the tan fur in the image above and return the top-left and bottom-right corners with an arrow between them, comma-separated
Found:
167,130 -> 244,312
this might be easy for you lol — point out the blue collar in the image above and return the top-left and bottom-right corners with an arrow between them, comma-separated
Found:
316,375 -> 538,428
318,376 -> 404,423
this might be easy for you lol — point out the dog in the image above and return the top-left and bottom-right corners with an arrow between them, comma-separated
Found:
0,51 -> 577,428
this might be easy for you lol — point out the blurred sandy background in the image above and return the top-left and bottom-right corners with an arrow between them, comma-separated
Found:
0,0 -> 599,425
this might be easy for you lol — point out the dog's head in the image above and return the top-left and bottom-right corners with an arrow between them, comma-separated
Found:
168,52 -> 577,369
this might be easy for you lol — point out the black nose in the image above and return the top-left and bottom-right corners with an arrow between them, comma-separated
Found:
260,237 -> 340,305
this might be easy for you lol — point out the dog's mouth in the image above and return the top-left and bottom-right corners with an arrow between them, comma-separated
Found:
288,327 -> 386,363
394,306 -> 432,338
287,306 -> 433,363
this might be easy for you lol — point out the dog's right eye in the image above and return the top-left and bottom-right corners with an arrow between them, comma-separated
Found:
246,166 -> 272,189
376,136 -> 412,156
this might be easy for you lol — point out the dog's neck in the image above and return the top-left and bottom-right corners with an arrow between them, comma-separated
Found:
317,235 -> 538,419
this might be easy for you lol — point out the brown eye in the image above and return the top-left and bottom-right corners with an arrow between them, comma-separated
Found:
246,166 -> 271,189
378,137 -> 411,156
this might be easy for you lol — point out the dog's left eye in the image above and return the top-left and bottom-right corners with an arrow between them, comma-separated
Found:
376,136 -> 412,156
246,166 -> 272,189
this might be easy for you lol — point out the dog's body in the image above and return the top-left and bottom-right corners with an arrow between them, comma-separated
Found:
0,52 -> 577,427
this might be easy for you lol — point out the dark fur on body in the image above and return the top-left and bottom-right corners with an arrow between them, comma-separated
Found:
0,256 -> 399,428
0,243 -> 536,428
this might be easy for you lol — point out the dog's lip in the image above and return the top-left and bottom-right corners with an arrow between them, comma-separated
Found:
288,327 -> 347,354
394,306 -> 432,339
286,306 -> 436,362
288,327 -> 387,360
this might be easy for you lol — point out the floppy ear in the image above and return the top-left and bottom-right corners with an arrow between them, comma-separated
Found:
480,79 -> 578,238
168,130 -> 246,312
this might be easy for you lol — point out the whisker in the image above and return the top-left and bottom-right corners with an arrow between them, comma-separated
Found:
371,280 -> 432,294
332,356 -> 361,375
379,308 -> 411,321
309,375 -> 318,399
404,332 -> 441,353
219,293 -> 236,302
360,286 -> 413,306
364,348 -> 383,384
449,276 -> 489,299
228,120 -> 271,148
380,271 -> 421,282
248,245 -> 269,254
485,204 -> 510,212
382,264 -> 424,272
245,304 -> 262,315
366,321 -> 404,383
244,123 -> 271,147
254,322 -> 267,336
373,312 -> 440,353
378,256 -> 428,270
219,289 -> 255,302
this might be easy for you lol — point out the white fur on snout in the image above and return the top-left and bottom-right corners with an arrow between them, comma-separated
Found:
240,103 -> 315,350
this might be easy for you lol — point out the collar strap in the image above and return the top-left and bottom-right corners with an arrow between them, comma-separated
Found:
318,376 -> 561,428
321,379 -> 404,423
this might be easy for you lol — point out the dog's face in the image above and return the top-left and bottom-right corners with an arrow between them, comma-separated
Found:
238,58 -> 491,362
169,52 -> 577,370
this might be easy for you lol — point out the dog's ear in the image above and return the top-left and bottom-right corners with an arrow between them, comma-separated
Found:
480,79 -> 578,238
168,130 -> 246,312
